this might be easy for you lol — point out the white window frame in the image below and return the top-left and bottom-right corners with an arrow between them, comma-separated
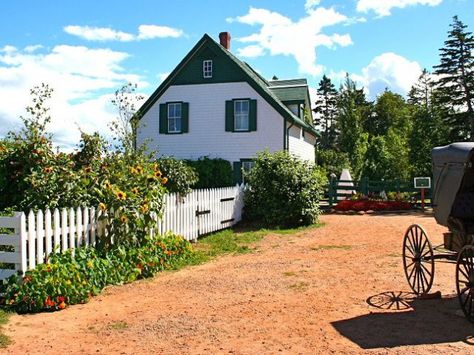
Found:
203,60 -> 213,78
167,102 -> 182,133
234,99 -> 250,131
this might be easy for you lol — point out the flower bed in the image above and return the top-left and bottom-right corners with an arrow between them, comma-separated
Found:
2,233 -> 193,313
335,199 -> 413,212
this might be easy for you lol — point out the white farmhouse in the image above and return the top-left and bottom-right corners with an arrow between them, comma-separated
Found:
136,32 -> 318,183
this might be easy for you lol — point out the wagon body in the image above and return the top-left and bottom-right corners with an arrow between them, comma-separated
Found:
432,142 -> 474,251
402,142 -> 474,322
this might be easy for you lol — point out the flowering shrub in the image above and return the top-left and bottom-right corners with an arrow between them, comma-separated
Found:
2,234 -> 192,313
335,199 -> 412,211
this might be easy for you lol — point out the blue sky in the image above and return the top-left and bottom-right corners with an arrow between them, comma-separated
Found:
0,0 -> 473,148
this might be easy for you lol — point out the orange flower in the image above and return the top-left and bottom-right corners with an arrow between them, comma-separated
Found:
161,177 -> 168,185
154,170 -> 162,178
131,187 -> 139,194
43,167 -> 53,174
99,202 -> 107,211
120,215 -> 128,223
105,181 -> 112,190
58,301 -> 66,310
44,297 -> 56,308
84,166 -> 92,173
136,165 -> 144,174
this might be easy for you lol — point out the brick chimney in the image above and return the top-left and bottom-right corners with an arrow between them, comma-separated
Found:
219,32 -> 231,50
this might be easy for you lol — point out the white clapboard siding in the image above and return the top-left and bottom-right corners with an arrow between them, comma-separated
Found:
0,185 -> 245,279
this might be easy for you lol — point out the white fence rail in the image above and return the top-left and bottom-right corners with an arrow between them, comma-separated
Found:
0,185 -> 245,279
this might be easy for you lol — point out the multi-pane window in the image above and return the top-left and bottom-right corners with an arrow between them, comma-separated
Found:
167,103 -> 182,133
242,160 -> 255,184
234,100 -> 249,131
203,60 -> 213,78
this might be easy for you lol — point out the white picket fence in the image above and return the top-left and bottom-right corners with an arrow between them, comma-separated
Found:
0,185 -> 245,279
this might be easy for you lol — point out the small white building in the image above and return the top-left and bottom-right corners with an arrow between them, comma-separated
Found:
136,32 -> 318,183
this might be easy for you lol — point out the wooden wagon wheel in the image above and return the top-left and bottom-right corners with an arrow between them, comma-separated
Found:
456,245 -> 474,323
402,224 -> 435,295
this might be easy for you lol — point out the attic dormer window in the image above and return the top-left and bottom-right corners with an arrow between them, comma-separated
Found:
203,60 -> 212,78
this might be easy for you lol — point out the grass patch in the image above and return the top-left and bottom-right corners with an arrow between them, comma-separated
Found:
108,321 -> 129,330
283,271 -> 297,277
310,244 -> 353,251
0,309 -> 11,348
176,223 -> 322,269
289,281 -> 309,291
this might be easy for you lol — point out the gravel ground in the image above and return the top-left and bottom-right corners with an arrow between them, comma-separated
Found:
3,212 -> 474,354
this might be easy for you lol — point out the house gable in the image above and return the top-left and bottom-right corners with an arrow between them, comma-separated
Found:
136,33 -> 318,137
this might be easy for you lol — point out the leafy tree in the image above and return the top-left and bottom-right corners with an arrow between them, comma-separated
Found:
110,82 -> 144,153
315,149 -> 350,177
371,90 -> 411,136
433,15 -> 474,140
336,75 -> 369,179
314,75 -> 338,149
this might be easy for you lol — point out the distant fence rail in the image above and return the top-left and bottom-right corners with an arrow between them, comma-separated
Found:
0,185 -> 245,280
323,177 -> 432,208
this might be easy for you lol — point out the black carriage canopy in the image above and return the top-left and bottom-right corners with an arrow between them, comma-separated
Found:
432,142 -> 474,226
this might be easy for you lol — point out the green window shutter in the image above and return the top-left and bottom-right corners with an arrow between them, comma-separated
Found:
182,102 -> 189,133
233,161 -> 242,184
159,104 -> 168,134
225,100 -> 234,132
249,99 -> 257,131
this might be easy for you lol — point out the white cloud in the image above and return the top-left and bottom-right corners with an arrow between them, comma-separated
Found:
351,52 -> 422,98
64,25 -> 135,42
64,24 -> 184,42
305,0 -> 321,12
229,6 -> 352,76
356,0 -> 443,17
137,25 -> 183,39
0,45 -> 148,149
236,45 -> 265,58
157,72 -> 170,82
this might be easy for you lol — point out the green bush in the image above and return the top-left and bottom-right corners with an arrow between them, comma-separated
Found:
244,150 -> 326,227
2,234 -> 192,313
187,156 -> 233,188
316,148 -> 350,177
156,157 -> 198,195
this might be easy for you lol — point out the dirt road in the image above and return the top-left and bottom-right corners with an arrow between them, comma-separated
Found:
4,212 -> 474,354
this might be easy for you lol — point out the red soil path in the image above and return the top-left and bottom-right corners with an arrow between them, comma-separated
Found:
3,212 -> 474,354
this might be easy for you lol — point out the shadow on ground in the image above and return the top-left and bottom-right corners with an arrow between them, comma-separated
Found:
332,291 -> 474,349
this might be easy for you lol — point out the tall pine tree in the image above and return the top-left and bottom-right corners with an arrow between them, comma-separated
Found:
434,16 -> 474,140
313,75 -> 338,149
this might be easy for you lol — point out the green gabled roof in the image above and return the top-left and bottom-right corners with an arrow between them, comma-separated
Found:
137,33 -> 318,136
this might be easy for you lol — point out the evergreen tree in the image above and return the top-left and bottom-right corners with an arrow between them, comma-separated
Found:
313,75 -> 338,149
434,16 -> 474,140
408,71 -> 449,176
408,68 -> 433,110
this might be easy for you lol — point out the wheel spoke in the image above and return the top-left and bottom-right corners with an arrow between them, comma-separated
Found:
416,267 -> 421,292
408,263 -> 417,281
420,238 -> 427,254
459,267 -> 470,281
405,244 -> 415,256
405,261 -> 415,269
462,292 -> 471,308
460,286 -> 470,295
420,262 -> 433,277
419,267 -> 429,292
407,232 -> 416,253
409,229 -> 417,251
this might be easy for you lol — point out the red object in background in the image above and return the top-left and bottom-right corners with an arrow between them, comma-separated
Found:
334,199 -> 413,212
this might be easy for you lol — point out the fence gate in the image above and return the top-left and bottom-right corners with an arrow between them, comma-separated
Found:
195,187 -> 242,237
